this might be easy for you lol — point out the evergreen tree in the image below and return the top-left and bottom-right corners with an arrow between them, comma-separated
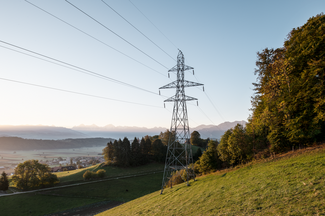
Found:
0,171 -> 9,191
151,138 -> 166,162
193,148 -> 203,161
197,140 -> 220,174
122,137 -> 131,167
103,141 -> 114,162
113,139 -> 122,166
131,138 -> 142,166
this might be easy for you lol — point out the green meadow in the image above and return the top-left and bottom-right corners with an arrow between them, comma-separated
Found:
99,147 -> 325,215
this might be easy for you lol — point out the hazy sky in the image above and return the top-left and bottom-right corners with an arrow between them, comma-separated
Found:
0,0 -> 324,128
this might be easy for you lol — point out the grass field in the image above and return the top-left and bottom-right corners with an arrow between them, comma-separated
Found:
99,146 -> 325,215
56,162 -> 164,183
1,163 -> 164,216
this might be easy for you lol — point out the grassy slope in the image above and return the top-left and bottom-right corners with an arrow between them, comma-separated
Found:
56,162 -> 163,183
1,163 -> 164,216
99,147 -> 325,215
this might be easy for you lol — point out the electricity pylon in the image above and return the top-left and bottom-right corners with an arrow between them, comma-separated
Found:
160,50 -> 203,194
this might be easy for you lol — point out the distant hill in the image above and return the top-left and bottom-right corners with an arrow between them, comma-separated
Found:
0,137 -> 115,151
0,121 -> 247,141
0,125 -> 88,140
193,120 -> 247,140
73,121 -> 247,140
72,124 -> 167,139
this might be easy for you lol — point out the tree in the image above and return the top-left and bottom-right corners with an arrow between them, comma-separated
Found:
217,129 -> 233,164
12,160 -> 59,190
151,138 -> 166,162
83,170 -> 92,180
0,171 -> 9,191
193,148 -> 203,161
197,140 -> 220,174
121,137 -> 131,167
113,139 -> 122,166
103,141 -> 114,162
131,138 -> 142,166
227,124 -> 251,164
246,13 -> 325,153
159,130 -> 176,146
190,131 -> 202,147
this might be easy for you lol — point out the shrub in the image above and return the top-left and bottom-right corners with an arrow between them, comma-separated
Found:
96,169 -> 106,178
83,170 -> 92,180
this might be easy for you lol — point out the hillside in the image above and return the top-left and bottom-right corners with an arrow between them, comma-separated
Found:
99,145 -> 325,215
192,120 -> 247,139
0,137 -> 114,151
0,125 -> 88,139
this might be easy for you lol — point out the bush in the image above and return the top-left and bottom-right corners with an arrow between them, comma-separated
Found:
96,169 -> 106,178
83,169 -> 106,180
165,168 -> 195,188
83,170 -> 92,180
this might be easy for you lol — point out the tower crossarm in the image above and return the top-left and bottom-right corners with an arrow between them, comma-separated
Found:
159,80 -> 203,89
168,64 -> 194,72
164,95 -> 198,102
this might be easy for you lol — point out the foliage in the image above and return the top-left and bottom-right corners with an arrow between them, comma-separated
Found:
165,167 -> 196,188
151,139 -> 167,163
83,170 -> 92,180
96,169 -> 106,178
103,136 -> 167,167
0,171 -> 9,191
158,130 -> 176,146
190,131 -> 201,146
193,148 -> 202,161
82,169 -> 105,180
247,13 -> 325,152
197,140 -> 221,174
11,160 -> 59,190
190,131 -> 209,148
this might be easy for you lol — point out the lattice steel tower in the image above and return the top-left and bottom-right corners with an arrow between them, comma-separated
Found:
160,50 -> 203,194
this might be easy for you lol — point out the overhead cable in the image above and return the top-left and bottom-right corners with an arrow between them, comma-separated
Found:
0,77 -> 162,108
24,0 -> 166,77
128,0 -> 178,50
65,0 -> 169,70
101,0 -> 175,61
0,40 -> 165,98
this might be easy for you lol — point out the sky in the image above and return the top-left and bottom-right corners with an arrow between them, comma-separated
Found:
0,0 -> 324,129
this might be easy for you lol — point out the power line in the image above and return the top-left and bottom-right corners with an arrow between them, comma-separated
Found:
204,91 -> 225,121
128,0 -> 178,50
100,0 -> 175,61
0,77 -> 162,108
65,0 -> 169,70
191,70 -> 225,122
24,0 -> 166,77
0,40 -> 166,98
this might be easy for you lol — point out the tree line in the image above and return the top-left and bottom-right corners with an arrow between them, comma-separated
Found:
192,13 -> 325,175
103,134 -> 168,167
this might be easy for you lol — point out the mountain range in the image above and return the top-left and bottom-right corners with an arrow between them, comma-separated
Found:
0,121 -> 246,140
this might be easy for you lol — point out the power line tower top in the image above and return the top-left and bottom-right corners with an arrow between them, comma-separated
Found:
159,50 -> 203,194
